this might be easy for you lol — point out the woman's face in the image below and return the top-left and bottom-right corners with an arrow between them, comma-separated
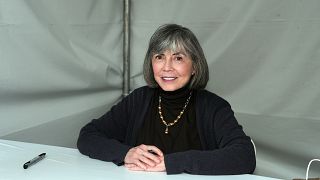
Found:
152,49 -> 194,91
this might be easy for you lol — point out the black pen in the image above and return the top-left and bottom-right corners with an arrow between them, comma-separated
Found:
148,150 -> 158,156
23,153 -> 46,169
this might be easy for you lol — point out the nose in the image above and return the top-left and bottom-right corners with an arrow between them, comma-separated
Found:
163,58 -> 173,71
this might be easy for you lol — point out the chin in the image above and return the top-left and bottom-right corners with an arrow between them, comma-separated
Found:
159,85 -> 181,91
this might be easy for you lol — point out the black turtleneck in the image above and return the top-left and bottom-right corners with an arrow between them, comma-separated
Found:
136,86 -> 202,154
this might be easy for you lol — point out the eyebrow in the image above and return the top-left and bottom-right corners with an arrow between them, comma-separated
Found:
172,52 -> 186,56
154,52 -> 186,56
153,51 -> 188,57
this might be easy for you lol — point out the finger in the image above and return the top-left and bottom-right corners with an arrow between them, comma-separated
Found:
138,144 -> 163,157
125,147 -> 147,163
133,145 -> 163,165
125,163 -> 145,171
125,147 -> 140,164
134,159 -> 148,170
145,160 -> 166,172
128,165 -> 145,171
138,145 -> 163,163
140,151 -> 161,164
132,147 -> 156,165
139,153 -> 157,167
124,163 -> 136,168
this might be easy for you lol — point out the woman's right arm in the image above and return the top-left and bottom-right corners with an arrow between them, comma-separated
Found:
77,96 -> 133,166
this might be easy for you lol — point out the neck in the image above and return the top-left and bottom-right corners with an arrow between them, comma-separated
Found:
159,85 -> 191,98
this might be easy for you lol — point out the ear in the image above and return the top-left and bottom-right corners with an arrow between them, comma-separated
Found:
192,70 -> 195,75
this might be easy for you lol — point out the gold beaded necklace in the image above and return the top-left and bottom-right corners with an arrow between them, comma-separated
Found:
158,92 -> 192,134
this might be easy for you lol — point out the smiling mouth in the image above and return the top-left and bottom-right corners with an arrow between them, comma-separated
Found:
161,77 -> 177,81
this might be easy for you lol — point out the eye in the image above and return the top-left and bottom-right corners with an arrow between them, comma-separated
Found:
176,56 -> 183,60
175,56 -> 183,62
154,55 -> 163,60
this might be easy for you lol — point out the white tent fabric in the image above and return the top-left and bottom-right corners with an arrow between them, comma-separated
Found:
0,0 -> 123,146
1,0 -> 319,179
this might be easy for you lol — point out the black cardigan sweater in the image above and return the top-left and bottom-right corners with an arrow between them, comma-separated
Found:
77,86 -> 256,175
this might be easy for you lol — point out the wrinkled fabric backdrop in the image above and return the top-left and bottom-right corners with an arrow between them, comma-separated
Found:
1,0 -> 319,179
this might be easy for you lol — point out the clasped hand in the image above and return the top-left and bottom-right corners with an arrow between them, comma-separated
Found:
124,144 -> 165,172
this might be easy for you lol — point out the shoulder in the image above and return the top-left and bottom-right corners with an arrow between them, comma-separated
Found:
196,89 -> 231,108
112,86 -> 155,112
125,86 -> 155,102
129,86 -> 154,96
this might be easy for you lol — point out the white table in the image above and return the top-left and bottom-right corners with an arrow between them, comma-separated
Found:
0,139 -> 282,180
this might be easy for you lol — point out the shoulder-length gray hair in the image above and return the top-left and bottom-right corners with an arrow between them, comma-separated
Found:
143,24 -> 209,90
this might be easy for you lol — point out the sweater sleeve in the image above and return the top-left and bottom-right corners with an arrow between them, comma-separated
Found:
77,94 -> 133,166
164,100 -> 256,175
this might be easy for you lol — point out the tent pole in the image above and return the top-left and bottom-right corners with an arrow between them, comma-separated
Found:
122,0 -> 131,97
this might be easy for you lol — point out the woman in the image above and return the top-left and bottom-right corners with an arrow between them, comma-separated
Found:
77,24 -> 256,175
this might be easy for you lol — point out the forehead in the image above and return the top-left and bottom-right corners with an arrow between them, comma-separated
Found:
154,50 -> 188,57
153,44 -> 189,56
154,36 -> 189,51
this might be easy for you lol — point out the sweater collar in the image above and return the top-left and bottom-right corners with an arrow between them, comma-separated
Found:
159,85 -> 192,103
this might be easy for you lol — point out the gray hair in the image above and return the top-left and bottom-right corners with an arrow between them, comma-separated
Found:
143,24 -> 209,89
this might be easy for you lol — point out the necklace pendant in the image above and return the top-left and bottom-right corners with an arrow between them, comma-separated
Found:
159,92 -> 192,135
165,127 -> 169,134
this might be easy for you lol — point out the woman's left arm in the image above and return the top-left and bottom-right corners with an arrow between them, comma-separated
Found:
164,103 -> 256,175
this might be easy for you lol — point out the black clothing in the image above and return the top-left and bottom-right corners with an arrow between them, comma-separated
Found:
77,86 -> 256,175
136,87 -> 202,154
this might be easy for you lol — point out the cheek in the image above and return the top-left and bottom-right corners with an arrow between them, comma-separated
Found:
152,63 -> 160,75
178,65 -> 193,76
